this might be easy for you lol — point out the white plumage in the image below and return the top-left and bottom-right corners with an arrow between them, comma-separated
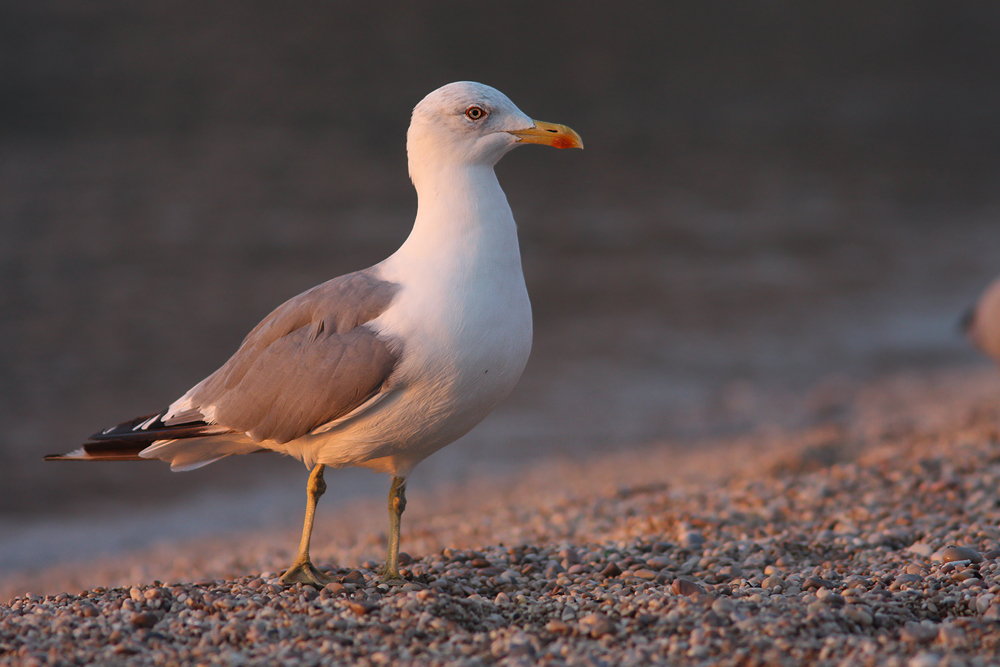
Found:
47,81 -> 582,585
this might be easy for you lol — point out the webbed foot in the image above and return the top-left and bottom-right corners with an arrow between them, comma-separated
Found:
280,559 -> 334,587
377,564 -> 406,585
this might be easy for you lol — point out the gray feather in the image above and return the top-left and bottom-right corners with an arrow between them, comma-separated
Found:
139,435 -> 269,471
187,270 -> 401,443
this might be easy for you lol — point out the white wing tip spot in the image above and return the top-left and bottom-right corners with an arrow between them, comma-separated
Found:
62,447 -> 90,459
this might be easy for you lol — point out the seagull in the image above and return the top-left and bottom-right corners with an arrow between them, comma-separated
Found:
964,276 -> 1000,363
45,81 -> 582,586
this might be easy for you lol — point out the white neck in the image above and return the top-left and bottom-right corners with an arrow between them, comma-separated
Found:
384,163 -> 523,279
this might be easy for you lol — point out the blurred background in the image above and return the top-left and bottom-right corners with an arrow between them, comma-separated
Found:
2,1 -> 1000,574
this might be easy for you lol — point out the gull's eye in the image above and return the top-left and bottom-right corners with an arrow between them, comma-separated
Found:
465,105 -> 487,121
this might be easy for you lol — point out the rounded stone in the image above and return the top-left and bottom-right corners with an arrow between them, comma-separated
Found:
680,531 -> 706,549
578,613 -> 616,638
130,611 -> 158,628
671,578 -> 706,597
941,546 -> 983,564
600,562 -> 623,578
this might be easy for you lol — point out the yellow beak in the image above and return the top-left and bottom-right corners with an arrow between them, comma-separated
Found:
509,120 -> 584,150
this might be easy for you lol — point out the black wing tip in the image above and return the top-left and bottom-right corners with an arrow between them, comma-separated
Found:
89,412 -> 167,440
86,411 -> 230,444
49,409 -> 234,463
43,442 -> 152,462
44,455 -> 154,462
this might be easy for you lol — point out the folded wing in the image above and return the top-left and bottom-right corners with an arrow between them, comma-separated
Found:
46,270 -> 402,468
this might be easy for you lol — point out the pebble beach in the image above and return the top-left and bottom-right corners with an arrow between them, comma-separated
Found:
4,366 -> 1000,666
6,4 -> 1000,666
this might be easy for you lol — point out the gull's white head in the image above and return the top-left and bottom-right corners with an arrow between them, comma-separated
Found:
407,81 -> 582,181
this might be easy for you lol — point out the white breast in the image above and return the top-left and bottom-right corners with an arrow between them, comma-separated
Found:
305,164 -> 532,474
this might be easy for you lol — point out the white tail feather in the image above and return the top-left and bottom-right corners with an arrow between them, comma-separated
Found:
139,436 -> 265,471
59,447 -> 92,460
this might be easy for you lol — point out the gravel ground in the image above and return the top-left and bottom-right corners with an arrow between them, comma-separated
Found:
4,366 -> 1000,666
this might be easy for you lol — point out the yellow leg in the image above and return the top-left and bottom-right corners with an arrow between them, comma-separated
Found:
379,476 -> 407,583
280,464 -> 333,587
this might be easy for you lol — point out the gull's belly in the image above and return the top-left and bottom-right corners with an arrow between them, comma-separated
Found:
310,278 -> 532,472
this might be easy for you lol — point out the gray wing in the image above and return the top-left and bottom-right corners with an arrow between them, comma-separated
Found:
175,270 -> 401,444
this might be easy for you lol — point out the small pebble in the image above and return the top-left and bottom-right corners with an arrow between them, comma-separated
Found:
600,562 -> 622,578
323,582 -> 346,596
645,556 -> 671,570
341,570 -> 366,586
680,531 -> 706,549
909,652 -> 944,667
347,601 -> 378,616
890,573 -> 923,590
901,621 -> 939,644
843,605 -> 873,626
130,611 -> 158,628
907,543 -> 935,558
803,577 -> 836,590
672,578 -> 706,597
143,587 -> 164,601
711,598 -> 735,616
545,619 -> 570,634
941,546 -> 983,564
578,613 -> 616,638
